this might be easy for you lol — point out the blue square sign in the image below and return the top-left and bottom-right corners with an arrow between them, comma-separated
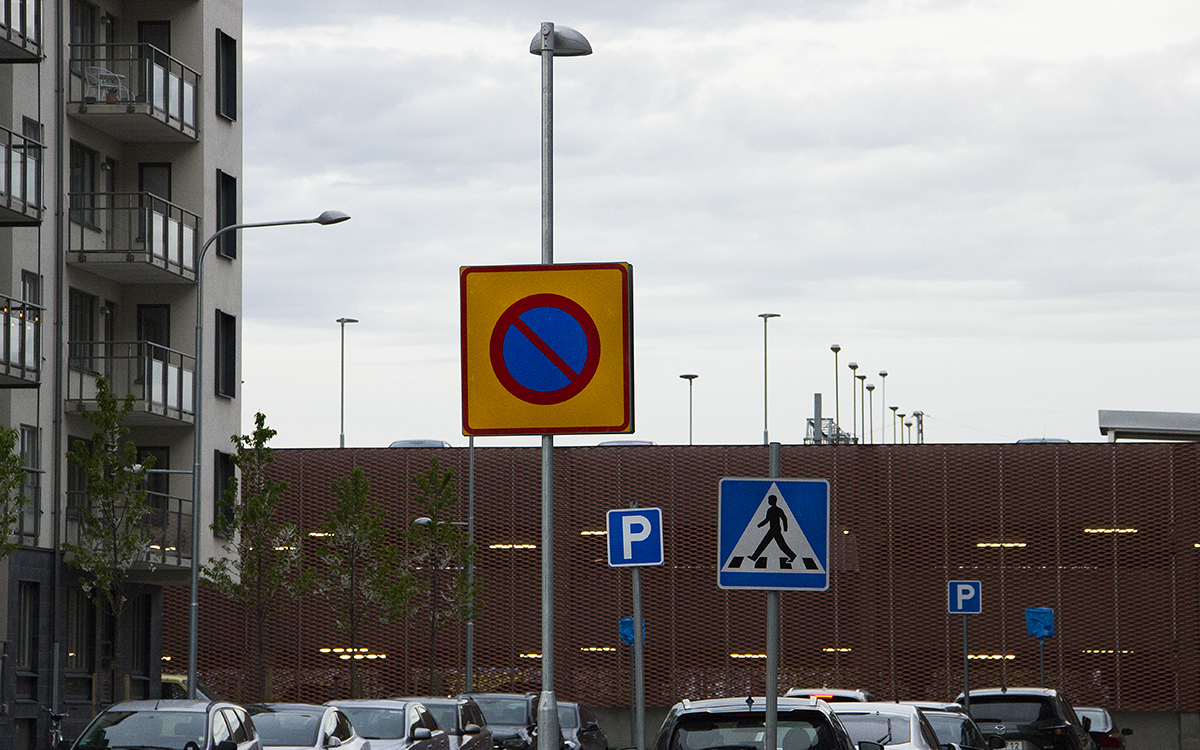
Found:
948,581 -> 982,614
718,478 -> 829,591
607,508 -> 664,567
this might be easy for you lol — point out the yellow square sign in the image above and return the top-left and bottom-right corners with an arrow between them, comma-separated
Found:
460,263 -> 633,435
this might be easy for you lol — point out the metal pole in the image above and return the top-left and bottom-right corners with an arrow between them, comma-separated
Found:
759,314 -> 778,445
765,442 -> 781,750
632,565 -> 645,750
848,363 -> 858,442
336,317 -> 357,448
830,345 -> 840,434
962,616 -> 970,713
1039,638 -> 1045,688
466,435 -> 475,692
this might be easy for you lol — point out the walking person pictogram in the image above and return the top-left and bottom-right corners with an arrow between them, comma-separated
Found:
749,494 -> 797,569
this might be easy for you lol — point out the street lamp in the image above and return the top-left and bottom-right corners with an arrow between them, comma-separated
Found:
889,405 -> 899,445
830,345 -> 841,436
412,516 -> 469,694
188,209 -> 350,700
336,318 -> 359,448
897,413 -> 907,444
680,374 -> 698,445
759,313 -> 780,445
847,362 -> 858,442
878,371 -> 887,443
865,383 -> 874,444
856,374 -> 867,442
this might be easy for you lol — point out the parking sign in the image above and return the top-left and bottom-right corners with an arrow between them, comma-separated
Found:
948,580 -> 982,614
607,508 -> 664,567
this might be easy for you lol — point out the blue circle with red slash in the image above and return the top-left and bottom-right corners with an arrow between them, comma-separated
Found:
489,293 -> 601,405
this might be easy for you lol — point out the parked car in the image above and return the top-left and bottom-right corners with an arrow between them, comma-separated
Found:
901,703 -> 1001,750
248,704 -> 370,750
71,699 -> 261,750
391,696 -> 492,750
785,689 -> 877,703
463,693 -> 540,750
956,689 -> 1095,750
161,674 -> 222,701
327,700 -> 449,750
653,695 -> 878,750
557,702 -> 606,750
829,703 -> 942,750
1073,708 -> 1131,749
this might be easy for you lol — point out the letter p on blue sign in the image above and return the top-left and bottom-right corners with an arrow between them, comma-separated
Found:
607,508 -> 664,567
948,580 -> 982,614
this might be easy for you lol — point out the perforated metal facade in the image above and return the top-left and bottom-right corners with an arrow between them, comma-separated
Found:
162,442 -> 1199,710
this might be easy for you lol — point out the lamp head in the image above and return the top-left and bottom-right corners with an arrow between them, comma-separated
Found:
759,312 -> 780,320
865,384 -> 875,392
830,344 -> 841,353
856,374 -> 866,381
530,24 -> 593,56
412,517 -> 433,528
848,361 -> 858,371
314,210 -> 351,225
336,317 -> 359,325
889,406 -> 899,413
680,374 -> 698,381
878,370 -> 887,378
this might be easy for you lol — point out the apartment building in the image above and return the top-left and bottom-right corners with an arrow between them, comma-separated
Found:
0,0 -> 242,745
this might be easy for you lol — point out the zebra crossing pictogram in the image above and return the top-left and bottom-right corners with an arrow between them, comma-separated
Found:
718,477 -> 830,591
720,482 -> 825,574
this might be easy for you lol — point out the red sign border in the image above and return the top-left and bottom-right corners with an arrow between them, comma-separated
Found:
489,293 -> 602,406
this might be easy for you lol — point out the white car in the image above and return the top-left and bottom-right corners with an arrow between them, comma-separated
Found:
828,703 -> 942,750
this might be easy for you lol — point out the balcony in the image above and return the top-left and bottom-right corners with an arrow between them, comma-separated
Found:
0,0 -> 40,62
67,193 -> 197,284
0,124 -> 42,225
66,341 -> 194,426
0,293 -> 39,388
66,491 -> 194,577
68,44 -> 198,142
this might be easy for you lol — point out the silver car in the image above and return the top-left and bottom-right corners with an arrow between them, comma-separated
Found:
328,700 -> 449,750
249,704 -> 370,750
71,699 -> 261,750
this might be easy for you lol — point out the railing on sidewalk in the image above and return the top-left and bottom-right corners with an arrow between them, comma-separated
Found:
66,341 -> 194,422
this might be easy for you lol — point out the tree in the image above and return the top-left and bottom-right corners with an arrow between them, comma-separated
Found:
0,424 -> 30,559
63,377 -> 153,700
203,412 -> 308,701
314,467 -> 412,697
401,458 -> 479,694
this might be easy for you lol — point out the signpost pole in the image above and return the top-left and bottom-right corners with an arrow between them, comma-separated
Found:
962,616 -> 970,713
632,564 -> 645,750
765,442 -> 781,750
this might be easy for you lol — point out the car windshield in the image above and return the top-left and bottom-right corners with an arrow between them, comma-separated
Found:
76,710 -> 207,750
670,711 -> 838,750
425,704 -> 459,733
339,708 -> 408,740
558,707 -> 578,729
834,714 -> 911,746
924,713 -> 986,748
252,712 -> 322,747
474,698 -> 529,726
968,698 -> 1053,725
1074,708 -> 1111,732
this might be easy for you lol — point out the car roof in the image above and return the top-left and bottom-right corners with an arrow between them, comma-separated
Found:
829,703 -> 921,717
106,700 -> 216,712
902,701 -> 967,712
959,687 -> 1061,699
673,697 -> 834,714
785,688 -> 873,701
249,703 -> 330,713
328,699 -> 418,709
392,696 -> 466,705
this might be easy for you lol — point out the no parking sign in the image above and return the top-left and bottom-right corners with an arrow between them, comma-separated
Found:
461,263 -> 633,435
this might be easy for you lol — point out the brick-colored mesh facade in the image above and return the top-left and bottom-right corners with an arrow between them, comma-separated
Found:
162,442 -> 1200,710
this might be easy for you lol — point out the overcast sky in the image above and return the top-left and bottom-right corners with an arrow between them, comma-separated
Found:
234,0 -> 1200,450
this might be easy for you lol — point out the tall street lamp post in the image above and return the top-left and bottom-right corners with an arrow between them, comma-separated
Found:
759,313 -> 780,445
890,405 -> 899,443
680,374 -> 698,445
830,344 -> 841,436
337,317 -> 358,448
856,374 -> 867,441
188,210 -> 350,699
878,370 -> 888,443
865,383 -> 875,444
848,362 -> 858,442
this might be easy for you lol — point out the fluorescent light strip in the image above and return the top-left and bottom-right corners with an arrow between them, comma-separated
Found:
976,542 -> 1027,548
967,654 -> 1015,660
821,647 -> 852,653
730,653 -> 766,659
580,531 -> 606,536
1083,528 -> 1137,534
580,647 -> 617,652
490,543 -> 537,550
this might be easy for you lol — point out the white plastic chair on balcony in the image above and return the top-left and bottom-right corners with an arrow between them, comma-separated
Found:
84,66 -> 130,102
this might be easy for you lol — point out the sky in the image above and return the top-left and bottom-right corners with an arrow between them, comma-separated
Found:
235,0 -> 1200,450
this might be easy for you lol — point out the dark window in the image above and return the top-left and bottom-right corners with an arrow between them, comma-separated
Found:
16,581 -> 37,670
70,0 -> 96,76
138,20 -> 170,54
216,170 -> 237,258
214,450 -> 236,537
18,424 -> 38,543
131,593 -> 152,675
214,309 -> 236,397
69,141 -> 98,226
68,288 -> 97,372
65,587 -> 93,672
137,304 -> 170,347
216,30 -> 236,120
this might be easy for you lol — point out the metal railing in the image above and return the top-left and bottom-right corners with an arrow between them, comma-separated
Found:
0,124 -> 41,219
0,293 -> 40,382
66,341 -> 194,421
69,43 -> 199,131
67,192 -> 198,276
0,0 -> 40,55
65,489 -> 194,568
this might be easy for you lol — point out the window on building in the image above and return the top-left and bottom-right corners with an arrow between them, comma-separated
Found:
16,581 -> 38,670
131,593 -> 152,676
65,587 -> 94,672
216,170 -> 237,258
216,30 -> 236,120
69,141 -> 98,227
20,270 -> 40,370
20,117 -> 42,205
18,425 -> 38,543
68,288 -> 97,372
214,310 -> 236,397
69,0 -> 97,76
214,450 -> 236,537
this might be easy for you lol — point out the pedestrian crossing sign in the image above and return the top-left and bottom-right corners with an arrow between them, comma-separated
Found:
718,477 -> 830,591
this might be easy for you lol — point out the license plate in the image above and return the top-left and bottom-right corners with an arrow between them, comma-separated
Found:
1005,742 -> 1023,750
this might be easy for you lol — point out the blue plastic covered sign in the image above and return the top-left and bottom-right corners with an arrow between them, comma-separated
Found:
1025,607 -> 1054,639
619,616 -> 646,645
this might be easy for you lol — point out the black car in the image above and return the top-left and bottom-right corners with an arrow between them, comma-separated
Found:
556,702 -> 605,750
653,696 -> 879,750
464,693 -> 539,750
394,696 -> 493,750
957,689 -> 1096,750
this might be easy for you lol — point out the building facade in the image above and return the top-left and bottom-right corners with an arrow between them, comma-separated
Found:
0,0 -> 242,745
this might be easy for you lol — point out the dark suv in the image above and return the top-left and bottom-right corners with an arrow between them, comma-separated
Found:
957,688 -> 1096,750
465,693 -> 541,750
654,696 -> 880,750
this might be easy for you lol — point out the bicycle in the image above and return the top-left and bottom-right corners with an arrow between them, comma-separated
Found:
45,706 -> 68,750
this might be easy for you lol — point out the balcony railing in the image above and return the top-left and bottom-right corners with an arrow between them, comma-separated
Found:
66,490 -> 194,569
67,192 -> 198,283
68,43 -> 199,141
66,341 -> 194,425
0,124 -> 42,225
0,0 -> 40,61
0,293 -> 39,387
